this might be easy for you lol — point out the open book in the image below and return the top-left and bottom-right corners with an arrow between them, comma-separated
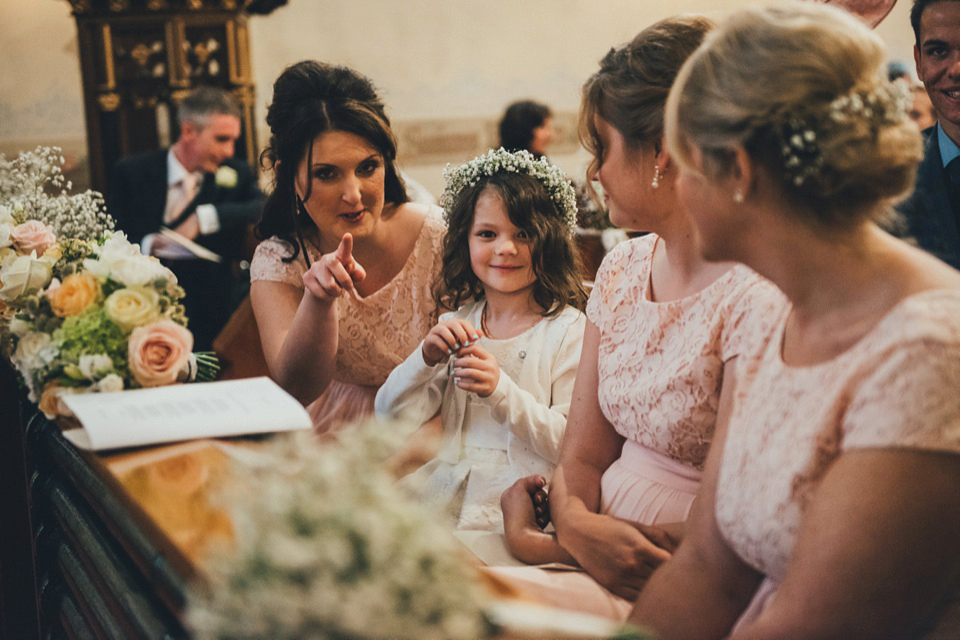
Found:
60,377 -> 311,451
157,227 -> 222,262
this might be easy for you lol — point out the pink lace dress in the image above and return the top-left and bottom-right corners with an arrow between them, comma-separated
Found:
490,235 -> 783,619
249,215 -> 445,432
718,290 -> 960,639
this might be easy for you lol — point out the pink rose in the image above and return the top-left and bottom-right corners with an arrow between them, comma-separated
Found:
11,220 -> 56,256
127,320 -> 194,387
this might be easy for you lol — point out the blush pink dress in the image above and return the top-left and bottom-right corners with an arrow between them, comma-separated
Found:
490,235 -> 783,619
249,214 -> 445,432
718,289 -> 960,639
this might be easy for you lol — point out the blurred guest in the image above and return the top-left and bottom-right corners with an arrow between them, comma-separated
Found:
499,100 -> 555,158
632,5 -> 960,639
108,86 -> 264,350
909,83 -> 937,129
894,0 -> 960,268
249,61 -> 444,433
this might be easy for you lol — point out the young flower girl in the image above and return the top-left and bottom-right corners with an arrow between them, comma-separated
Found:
375,148 -> 587,532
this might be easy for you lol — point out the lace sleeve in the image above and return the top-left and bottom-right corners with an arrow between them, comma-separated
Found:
250,237 -> 305,287
586,236 -> 651,329
844,336 -> 960,453
719,268 -> 786,362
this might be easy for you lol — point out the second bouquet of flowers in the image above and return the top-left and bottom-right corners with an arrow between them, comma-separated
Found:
0,147 -> 216,417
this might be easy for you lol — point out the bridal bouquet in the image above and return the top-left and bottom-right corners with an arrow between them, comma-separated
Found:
188,419 -> 495,640
0,146 -> 216,417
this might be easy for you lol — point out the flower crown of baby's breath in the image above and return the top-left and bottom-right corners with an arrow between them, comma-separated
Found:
779,80 -> 911,188
440,148 -> 578,232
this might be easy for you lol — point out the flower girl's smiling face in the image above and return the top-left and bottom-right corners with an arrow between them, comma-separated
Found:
295,131 -> 386,243
469,188 -> 536,297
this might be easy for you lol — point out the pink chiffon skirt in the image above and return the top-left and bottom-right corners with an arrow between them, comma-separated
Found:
307,379 -> 378,434
486,441 -> 702,621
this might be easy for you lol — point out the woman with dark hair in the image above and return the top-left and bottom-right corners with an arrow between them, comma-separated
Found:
250,60 -> 445,432
498,100 -> 555,158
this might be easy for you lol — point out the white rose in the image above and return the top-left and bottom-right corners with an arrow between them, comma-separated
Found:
8,318 -> 31,337
78,353 -> 113,378
84,236 -> 176,287
95,373 -> 124,392
0,204 -> 14,225
0,251 -> 54,300
94,231 -> 139,259
0,222 -> 12,248
215,165 -> 238,188
13,331 -> 58,372
109,255 -> 175,287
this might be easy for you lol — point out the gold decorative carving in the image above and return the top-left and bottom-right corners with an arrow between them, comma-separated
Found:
109,0 -> 129,11
98,92 -> 120,111
101,24 -> 116,90
147,0 -> 168,10
130,43 -> 151,67
187,0 -> 202,9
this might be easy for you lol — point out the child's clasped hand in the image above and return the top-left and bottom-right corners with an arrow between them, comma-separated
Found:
421,319 -> 500,397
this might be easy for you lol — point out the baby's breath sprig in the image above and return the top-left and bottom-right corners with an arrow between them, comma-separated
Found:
441,148 -> 578,233
778,81 -> 911,188
0,146 -> 114,239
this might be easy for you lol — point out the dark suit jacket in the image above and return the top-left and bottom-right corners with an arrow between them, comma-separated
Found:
894,126 -> 960,269
107,149 -> 265,350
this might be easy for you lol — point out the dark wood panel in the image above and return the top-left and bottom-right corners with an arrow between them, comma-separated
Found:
0,360 -> 40,640
28,418 -> 194,616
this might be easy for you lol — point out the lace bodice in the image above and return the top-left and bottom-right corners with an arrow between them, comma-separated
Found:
716,290 -> 960,580
250,215 -> 445,386
586,235 -> 782,469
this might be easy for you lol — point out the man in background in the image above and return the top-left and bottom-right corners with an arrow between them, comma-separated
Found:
108,86 -> 264,350
895,0 -> 960,268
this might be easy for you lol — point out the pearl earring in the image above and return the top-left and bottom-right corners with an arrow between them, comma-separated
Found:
651,164 -> 660,190
733,189 -> 744,203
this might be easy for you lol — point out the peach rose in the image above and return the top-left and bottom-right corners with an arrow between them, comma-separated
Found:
38,383 -> 63,419
50,272 -> 99,317
11,220 -> 56,256
128,319 -> 193,387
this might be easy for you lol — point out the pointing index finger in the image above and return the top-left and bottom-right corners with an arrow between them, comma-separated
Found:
336,233 -> 354,265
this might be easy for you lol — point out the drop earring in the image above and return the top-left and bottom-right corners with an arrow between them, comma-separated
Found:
651,164 -> 660,190
733,189 -> 744,203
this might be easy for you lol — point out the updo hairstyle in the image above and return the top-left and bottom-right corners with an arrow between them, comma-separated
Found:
257,60 -> 409,260
665,4 -> 923,229
579,15 -> 714,191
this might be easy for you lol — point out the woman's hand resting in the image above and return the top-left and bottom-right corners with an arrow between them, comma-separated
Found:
501,475 -> 575,566
302,233 -> 366,303
558,511 -> 678,602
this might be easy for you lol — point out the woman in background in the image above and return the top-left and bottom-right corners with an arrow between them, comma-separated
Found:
499,100 -> 556,159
